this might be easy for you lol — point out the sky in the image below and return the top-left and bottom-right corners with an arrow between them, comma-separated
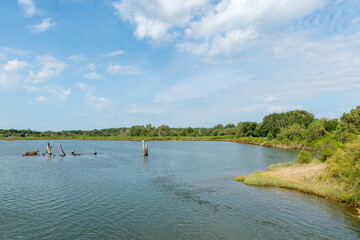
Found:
0,0 -> 360,130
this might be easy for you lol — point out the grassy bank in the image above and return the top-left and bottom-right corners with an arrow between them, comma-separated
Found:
233,160 -> 360,210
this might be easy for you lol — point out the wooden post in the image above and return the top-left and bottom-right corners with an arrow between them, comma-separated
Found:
59,143 -> 65,156
46,143 -> 54,155
142,140 -> 148,156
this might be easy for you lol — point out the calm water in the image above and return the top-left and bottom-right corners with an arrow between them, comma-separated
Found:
0,140 -> 359,240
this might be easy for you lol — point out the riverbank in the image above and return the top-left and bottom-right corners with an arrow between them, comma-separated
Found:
233,161 -> 360,212
0,135 -> 312,150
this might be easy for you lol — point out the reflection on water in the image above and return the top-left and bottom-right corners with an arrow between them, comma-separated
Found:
0,140 -> 359,240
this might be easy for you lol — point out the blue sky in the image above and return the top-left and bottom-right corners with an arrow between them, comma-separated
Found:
0,0 -> 360,130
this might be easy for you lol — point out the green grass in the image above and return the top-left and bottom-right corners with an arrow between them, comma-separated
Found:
233,161 -> 359,208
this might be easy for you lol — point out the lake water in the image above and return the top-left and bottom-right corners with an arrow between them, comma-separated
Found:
0,140 -> 359,239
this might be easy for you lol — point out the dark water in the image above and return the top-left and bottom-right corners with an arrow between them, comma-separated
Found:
0,140 -> 359,240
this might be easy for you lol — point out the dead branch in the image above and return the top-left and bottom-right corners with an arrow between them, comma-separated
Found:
59,143 -> 65,156
46,143 -> 54,155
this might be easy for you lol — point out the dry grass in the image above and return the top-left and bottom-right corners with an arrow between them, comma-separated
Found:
269,163 -> 327,183
233,162 -> 348,206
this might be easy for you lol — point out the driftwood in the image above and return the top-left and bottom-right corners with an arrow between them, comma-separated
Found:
23,150 -> 39,156
59,143 -> 65,156
46,143 -> 54,155
142,140 -> 148,156
71,150 -> 81,156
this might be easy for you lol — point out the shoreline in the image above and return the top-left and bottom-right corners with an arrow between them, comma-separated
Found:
0,136 -> 312,150
233,162 -> 360,213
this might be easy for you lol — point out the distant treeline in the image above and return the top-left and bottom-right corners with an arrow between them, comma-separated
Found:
1,106 -> 359,144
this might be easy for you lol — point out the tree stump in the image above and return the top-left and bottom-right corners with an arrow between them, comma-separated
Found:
142,140 -> 148,156
46,143 -> 54,155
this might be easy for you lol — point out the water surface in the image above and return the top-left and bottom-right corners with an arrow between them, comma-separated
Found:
0,140 -> 359,239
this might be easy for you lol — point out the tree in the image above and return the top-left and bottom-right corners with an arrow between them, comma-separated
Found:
305,119 -> 327,141
261,110 -> 314,137
340,105 -> 360,133
236,122 -> 258,137
157,125 -> 170,137
277,123 -> 305,141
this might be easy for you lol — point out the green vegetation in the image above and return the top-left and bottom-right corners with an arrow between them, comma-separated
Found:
233,162 -> 346,204
297,150 -> 311,164
231,106 -> 360,208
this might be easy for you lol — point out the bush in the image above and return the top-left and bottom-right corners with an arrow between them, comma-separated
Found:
326,139 -> 360,204
267,132 -> 274,140
297,150 -> 311,164
340,105 -> 360,133
320,147 -> 334,162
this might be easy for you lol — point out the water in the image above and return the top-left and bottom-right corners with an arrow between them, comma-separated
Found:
0,140 -> 359,239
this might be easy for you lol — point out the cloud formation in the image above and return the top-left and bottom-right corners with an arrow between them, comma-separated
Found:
107,64 -> 142,75
18,0 -> 36,17
29,55 -> 65,83
113,0 -> 208,40
78,83 -> 113,111
28,18 -> 56,33
113,0 -> 326,56
105,50 -> 124,56
45,86 -> 71,101
83,71 -> 102,80
0,59 -> 28,89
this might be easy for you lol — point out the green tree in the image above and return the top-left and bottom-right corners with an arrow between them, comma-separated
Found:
277,123 -> 305,141
261,110 -> 314,137
340,105 -> 360,133
236,122 -> 258,137
305,119 -> 327,141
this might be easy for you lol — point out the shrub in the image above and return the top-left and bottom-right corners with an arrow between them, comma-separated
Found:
320,147 -> 334,162
267,132 -> 274,140
297,150 -> 311,164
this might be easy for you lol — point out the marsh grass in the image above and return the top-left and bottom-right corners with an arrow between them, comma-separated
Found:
233,162 -> 355,207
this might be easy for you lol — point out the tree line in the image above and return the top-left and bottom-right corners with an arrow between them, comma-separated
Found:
1,106 -> 359,144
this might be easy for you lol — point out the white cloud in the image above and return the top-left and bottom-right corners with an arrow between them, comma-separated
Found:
85,63 -> 97,71
83,71 -> 102,80
185,0 -> 326,39
112,0 -> 208,40
178,28 -> 257,57
18,0 -> 36,17
78,82 -> 96,94
24,85 -> 40,93
86,95 -> 112,111
78,82 -> 113,111
107,64 -> 143,75
3,59 -> 27,71
0,47 -> 31,56
0,59 -> 28,89
68,55 -> 87,61
113,0 -> 326,57
28,96 -> 48,104
105,50 -> 124,56
28,18 -> 56,33
45,86 -> 71,101
29,55 -> 65,83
